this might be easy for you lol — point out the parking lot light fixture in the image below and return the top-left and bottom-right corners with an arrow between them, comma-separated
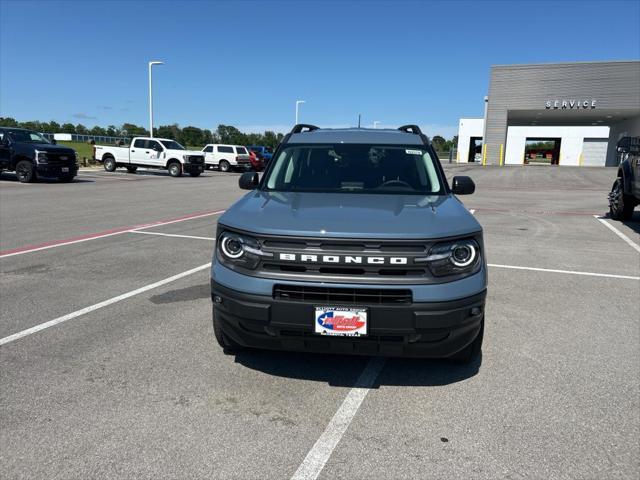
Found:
295,100 -> 306,124
148,61 -> 164,138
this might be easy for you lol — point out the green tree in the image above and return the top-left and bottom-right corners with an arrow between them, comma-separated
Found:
61,123 -> 76,134
0,117 -> 19,127
90,126 -> 107,136
432,135 -> 447,151
75,124 -> 88,134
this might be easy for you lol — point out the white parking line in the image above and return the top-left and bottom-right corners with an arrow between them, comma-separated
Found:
488,263 -> 639,280
291,357 -> 386,480
593,215 -> 640,253
130,230 -> 215,241
0,263 -> 212,346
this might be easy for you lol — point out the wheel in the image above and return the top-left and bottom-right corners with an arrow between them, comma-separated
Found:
103,157 -> 116,172
168,161 -> 182,177
15,160 -> 36,183
58,174 -> 75,183
212,307 -> 243,354
219,160 -> 230,173
609,178 -> 635,220
450,320 -> 483,363
125,166 -> 137,174
189,170 -> 201,177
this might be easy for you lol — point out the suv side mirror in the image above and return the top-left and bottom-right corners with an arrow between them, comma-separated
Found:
239,172 -> 259,190
451,176 -> 475,195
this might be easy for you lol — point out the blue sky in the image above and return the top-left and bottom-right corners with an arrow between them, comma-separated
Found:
1,0 -> 639,138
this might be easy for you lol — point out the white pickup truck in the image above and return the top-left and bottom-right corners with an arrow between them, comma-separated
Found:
94,137 -> 205,177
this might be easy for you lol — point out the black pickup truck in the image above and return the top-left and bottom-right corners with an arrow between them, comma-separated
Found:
609,136 -> 640,220
0,127 -> 78,183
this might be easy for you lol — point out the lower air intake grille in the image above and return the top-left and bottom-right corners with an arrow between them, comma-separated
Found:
273,285 -> 412,305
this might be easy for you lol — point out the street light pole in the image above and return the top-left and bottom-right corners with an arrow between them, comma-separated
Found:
295,100 -> 305,124
148,61 -> 164,137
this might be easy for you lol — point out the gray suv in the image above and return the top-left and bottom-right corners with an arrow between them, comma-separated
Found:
210,124 -> 486,361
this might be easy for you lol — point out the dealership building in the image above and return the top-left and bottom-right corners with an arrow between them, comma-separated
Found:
457,61 -> 640,167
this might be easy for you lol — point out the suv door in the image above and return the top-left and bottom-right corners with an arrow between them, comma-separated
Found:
146,140 -> 165,167
130,139 -> 148,165
202,145 -> 215,167
0,131 -> 11,169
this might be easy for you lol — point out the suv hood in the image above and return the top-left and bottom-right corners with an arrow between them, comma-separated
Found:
219,191 -> 480,239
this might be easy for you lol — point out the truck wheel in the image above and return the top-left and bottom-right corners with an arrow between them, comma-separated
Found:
168,161 -> 182,177
15,160 -> 36,183
103,157 -> 116,172
126,166 -> 138,174
450,320 -> 483,364
219,160 -> 230,173
212,308 -> 243,354
609,178 -> 635,220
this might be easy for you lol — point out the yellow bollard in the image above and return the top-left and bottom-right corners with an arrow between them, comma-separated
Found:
579,153 -> 584,166
499,144 -> 504,166
482,145 -> 487,166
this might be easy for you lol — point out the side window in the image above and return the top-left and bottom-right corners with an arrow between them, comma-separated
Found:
203,145 -> 213,153
147,141 -> 162,151
236,147 -> 248,155
133,139 -> 146,148
218,146 -> 234,154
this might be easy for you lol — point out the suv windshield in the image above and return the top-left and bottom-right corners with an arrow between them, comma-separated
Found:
7,130 -> 50,144
264,144 -> 443,195
160,140 -> 185,150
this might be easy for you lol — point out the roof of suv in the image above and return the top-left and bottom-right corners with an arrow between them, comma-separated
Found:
287,126 -> 427,146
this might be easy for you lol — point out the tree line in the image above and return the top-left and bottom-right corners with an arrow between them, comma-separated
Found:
0,117 -> 457,151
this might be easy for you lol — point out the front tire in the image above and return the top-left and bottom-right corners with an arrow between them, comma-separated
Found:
168,161 -> 182,177
103,157 -> 116,172
213,308 -> 243,354
219,160 -> 230,173
15,160 -> 36,183
609,178 -> 635,220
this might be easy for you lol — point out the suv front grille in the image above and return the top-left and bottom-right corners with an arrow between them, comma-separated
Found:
273,285 -> 412,305
187,155 -> 204,164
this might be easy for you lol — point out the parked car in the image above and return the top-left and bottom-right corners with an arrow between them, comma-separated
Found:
609,136 -> 640,220
247,145 -> 273,164
202,144 -> 251,172
210,124 -> 485,362
0,127 -> 78,183
247,149 -> 264,171
94,137 -> 205,177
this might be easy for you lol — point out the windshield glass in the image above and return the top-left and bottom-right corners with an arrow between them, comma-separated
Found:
8,130 -> 50,144
160,140 -> 185,150
264,144 -> 443,195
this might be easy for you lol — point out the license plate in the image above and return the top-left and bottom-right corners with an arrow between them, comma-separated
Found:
314,307 -> 368,337
61,167 -> 69,172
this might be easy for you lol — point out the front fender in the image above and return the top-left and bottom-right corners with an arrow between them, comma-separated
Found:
619,160 -> 633,194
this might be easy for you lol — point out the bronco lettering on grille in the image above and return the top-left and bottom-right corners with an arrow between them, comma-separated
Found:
278,253 -> 408,265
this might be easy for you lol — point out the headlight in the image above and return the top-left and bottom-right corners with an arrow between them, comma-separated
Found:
423,238 -> 481,277
36,151 -> 48,164
182,154 -> 190,162
217,231 -> 270,270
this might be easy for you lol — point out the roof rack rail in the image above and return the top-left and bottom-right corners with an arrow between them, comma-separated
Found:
397,125 -> 423,135
290,124 -> 320,134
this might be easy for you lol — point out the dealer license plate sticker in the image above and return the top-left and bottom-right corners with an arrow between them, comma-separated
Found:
314,307 -> 368,337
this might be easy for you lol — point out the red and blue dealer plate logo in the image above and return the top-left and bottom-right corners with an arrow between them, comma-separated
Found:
314,307 -> 368,337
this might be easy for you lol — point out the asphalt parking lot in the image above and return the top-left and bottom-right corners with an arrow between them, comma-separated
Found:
1,165 -> 638,479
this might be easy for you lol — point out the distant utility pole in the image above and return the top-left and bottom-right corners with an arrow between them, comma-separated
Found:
295,100 -> 306,124
148,60 -> 164,137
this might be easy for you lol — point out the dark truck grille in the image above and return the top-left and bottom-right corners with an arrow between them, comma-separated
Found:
187,155 -> 204,164
273,285 -> 412,304
46,153 -> 76,166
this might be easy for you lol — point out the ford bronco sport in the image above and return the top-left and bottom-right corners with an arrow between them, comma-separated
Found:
210,124 -> 486,361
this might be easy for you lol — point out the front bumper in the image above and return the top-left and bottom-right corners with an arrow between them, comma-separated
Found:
35,164 -> 78,177
211,281 -> 485,358
184,163 -> 204,174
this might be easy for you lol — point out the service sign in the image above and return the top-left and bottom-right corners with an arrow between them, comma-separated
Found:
315,307 -> 368,337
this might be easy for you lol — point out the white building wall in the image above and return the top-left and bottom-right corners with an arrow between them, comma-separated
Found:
504,126 -> 610,166
457,118 -> 484,163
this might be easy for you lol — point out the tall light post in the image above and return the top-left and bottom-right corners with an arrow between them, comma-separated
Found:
295,100 -> 305,124
148,61 -> 164,137
373,121 -> 381,129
